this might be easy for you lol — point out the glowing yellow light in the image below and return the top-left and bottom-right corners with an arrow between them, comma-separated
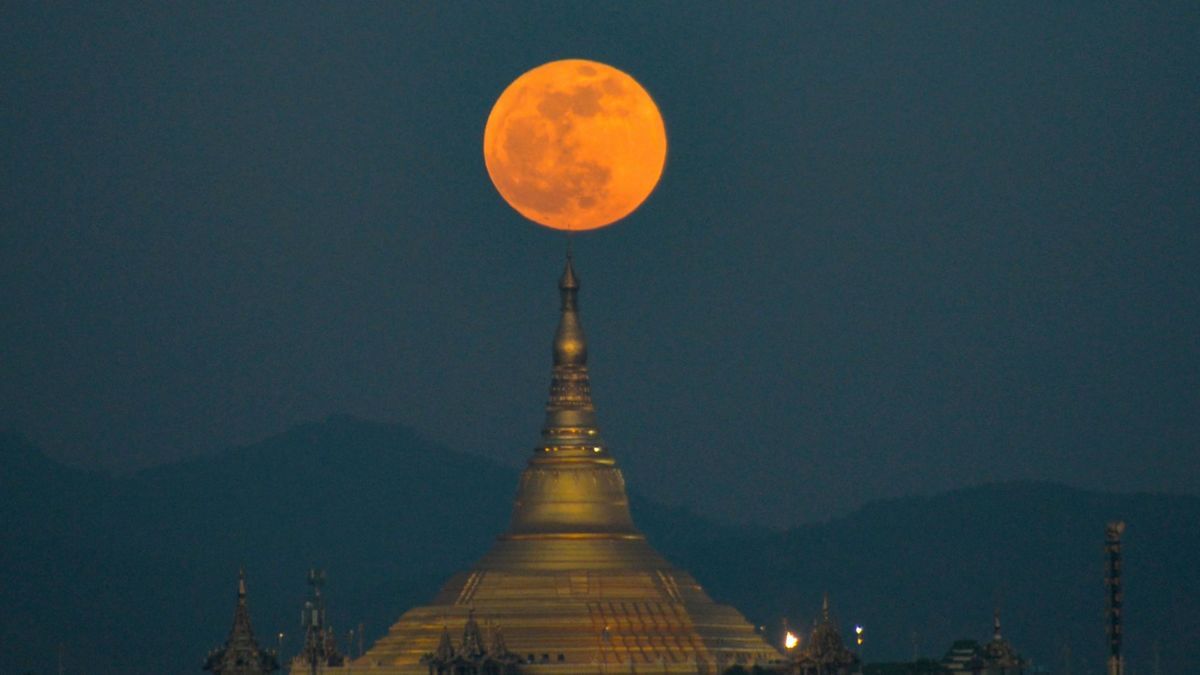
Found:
785,631 -> 799,650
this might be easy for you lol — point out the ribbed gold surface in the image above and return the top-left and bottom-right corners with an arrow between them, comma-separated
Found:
332,259 -> 781,673
352,560 -> 779,673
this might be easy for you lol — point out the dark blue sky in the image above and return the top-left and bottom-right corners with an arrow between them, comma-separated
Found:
3,3 -> 1197,527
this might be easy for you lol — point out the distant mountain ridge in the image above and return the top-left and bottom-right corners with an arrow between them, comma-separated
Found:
686,480 -> 1199,675
2,417 -> 1195,674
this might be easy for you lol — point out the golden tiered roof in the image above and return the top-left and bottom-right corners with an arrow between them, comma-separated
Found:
342,258 -> 783,673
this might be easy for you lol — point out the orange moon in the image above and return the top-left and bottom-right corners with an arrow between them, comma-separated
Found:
483,59 -> 667,231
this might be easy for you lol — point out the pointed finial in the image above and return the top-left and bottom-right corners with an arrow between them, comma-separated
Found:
238,568 -> 247,601
558,253 -> 580,309
993,608 -> 1002,641
553,253 -> 583,364
536,252 -> 609,453
554,255 -> 582,357
822,592 -> 831,622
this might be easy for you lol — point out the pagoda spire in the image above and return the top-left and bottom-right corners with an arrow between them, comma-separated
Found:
489,623 -> 512,659
540,252 -> 605,452
203,570 -> 279,674
434,625 -> 455,662
504,255 -> 639,537
460,609 -> 486,659
233,568 -> 251,631
980,607 -> 1028,670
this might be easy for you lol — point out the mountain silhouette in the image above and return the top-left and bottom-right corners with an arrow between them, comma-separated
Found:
2,418 -> 1195,674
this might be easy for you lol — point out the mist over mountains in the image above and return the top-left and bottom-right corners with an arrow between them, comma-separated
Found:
3,416 -> 1195,675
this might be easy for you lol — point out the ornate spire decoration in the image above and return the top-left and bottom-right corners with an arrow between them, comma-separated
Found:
488,623 -> 512,659
422,614 -> 519,675
541,253 -> 603,450
203,570 -> 279,674
434,626 -> 454,662
459,609 -> 486,660
978,608 -> 1028,673
793,595 -> 860,675
505,255 -> 639,538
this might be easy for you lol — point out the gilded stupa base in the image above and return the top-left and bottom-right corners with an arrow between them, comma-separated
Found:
343,537 -> 779,673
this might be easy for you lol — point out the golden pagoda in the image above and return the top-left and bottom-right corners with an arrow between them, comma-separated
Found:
342,257 -> 783,674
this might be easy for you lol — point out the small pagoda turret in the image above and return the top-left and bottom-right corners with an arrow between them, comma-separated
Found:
790,594 -> 860,675
978,610 -> 1028,674
203,569 -> 280,675
421,610 -> 519,675
486,623 -> 518,668
941,611 -> 1029,675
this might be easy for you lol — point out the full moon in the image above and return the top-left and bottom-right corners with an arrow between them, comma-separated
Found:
483,59 -> 667,231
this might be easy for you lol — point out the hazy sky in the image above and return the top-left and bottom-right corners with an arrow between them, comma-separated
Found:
3,3 -> 1197,527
